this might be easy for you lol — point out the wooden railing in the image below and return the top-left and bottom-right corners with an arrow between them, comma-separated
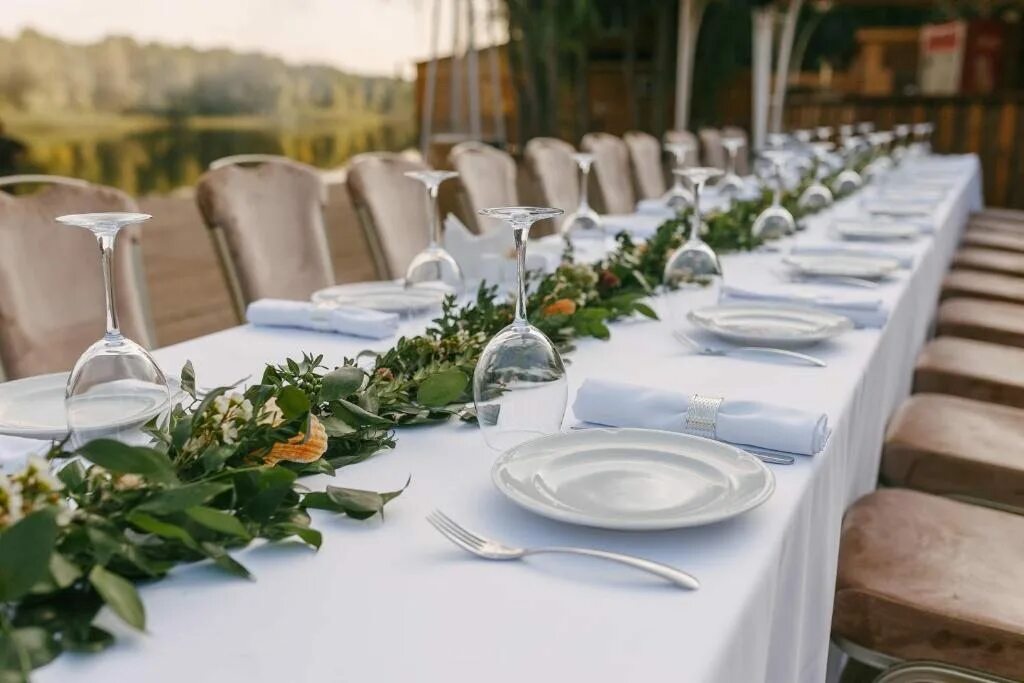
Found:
785,93 -> 1024,209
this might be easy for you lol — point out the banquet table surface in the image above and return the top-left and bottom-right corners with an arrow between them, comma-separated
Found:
26,155 -> 981,683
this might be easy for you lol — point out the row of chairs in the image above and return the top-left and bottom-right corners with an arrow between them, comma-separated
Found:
832,207 -> 1024,682
0,126 -> 747,380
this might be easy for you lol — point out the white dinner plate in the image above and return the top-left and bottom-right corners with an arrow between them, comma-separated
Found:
0,373 -> 183,440
688,303 -> 852,347
312,280 -> 450,313
783,253 -> 901,280
833,220 -> 920,242
863,200 -> 934,218
492,428 -> 774,530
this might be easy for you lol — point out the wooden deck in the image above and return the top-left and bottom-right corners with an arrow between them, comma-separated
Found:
137,183 -> 378,347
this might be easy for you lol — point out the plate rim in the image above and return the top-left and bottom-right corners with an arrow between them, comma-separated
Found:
491,427 -> 775,530
687,302 -> 853,345
782,253 -> 901,278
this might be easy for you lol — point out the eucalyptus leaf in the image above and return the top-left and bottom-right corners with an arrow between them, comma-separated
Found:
634,302 -> 658,319
319,366 -> 365,403
277,385 -> 310,418
88,566 -> 146,631
186,506 -> 251,539
417,370 -> 469,407
180,360 -> 197,399
330,399 -> 391,427
0,508 -> 59,601
199,542 -> 251,579
302,477 -> 408,520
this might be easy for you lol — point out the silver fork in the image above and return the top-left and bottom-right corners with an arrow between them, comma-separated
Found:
780,270 -> 880,289
426,510 -> 700,590
673,330 -> 826,368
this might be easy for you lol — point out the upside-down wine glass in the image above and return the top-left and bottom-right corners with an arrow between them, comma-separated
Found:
752,150 -> 797,239
798,142 -> 835,211
816,126 -> 833,143
560,153 -> 602,238
891,124 -> 911,165
404,170 -> 465,296
662,141 -> 695,209
832,136 -> 865,196
474,206 -> 568,451
718,136 -> 747,197
912,122 -> 934,155
863,132 -> 894,181
663,167 -> 725,320
60,212 -> 170,448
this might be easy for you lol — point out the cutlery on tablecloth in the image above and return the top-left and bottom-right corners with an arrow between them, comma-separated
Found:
673,331 -> 827,368
426,510 -> 700,590
778,270 -> 880,289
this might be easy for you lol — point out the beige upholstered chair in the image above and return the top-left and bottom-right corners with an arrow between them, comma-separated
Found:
196,158 -> 332,320
698,127 -> 726,169
523,137 -> 578,233
345,152 -> 431,279
664,130 -> 700,166
448,142 -> 518,232
0,176 -> 154,379
623,131 -> 666,200
721,126 -> 751,175
580,132 -> 635,215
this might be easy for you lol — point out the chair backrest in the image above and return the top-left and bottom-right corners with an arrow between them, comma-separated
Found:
195,160 -> 332,318
345,152 -> 431,279
0,177 -> 153,379
449,142 -> 518,232
581,132 -> 635,214
721,125 -> 751,175
623,131 -> 666,200
523,137 -> 578,232
699,128 -> 727,169
664,130 -> 701,166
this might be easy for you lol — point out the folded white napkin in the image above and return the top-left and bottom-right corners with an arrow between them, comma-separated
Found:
834,217 -> 934,236
720,284 -> 888,329
573,378 -> 829,456
790,244 -> 915,269
246,299 -> 399,339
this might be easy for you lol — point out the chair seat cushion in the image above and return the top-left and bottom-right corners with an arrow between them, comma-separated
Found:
914,337 -> 1024,408
962,229 -> 1024,253
937,297 -> 1024,347
953,247 -> 1024,277
942,269 -> 1024,305
882,394 -> 1024,508
973,207 -> 1024,223
834,489 -> 1024,679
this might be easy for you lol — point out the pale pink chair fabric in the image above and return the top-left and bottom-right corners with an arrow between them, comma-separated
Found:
523,137 -> 578,233
196,159 -> 332,317
623,131 -> 667,199
581,132 -> 636,215
699,127 -> 727,169
0,178 -> 153,378
449,142 -> 518,232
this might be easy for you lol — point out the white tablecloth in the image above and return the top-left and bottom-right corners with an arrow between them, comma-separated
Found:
34,156 -> 982,683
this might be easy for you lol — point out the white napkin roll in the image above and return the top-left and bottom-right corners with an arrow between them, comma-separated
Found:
720,285 -> 888,329
246,299 -> 399,339
573,379 -> 829,456
790,244 -> 916,269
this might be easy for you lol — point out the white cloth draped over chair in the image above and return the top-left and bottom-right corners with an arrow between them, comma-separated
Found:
0,176 -> 154,379
196,158 -> 333,321
665,129 -> 701,167
345,152 -> 431,279
523,137 -> 578,233
581,132 -> 636,215
722,125 -> 751,175
448,141 -> 518,233
623,131 -> 667,200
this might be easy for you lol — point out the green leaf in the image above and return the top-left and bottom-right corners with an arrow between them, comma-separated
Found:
185,506 -> 251,539
199,542 -> 251,579
180,360 -> 196,399
277,385 -> 311,418
0,508 -> 59,601
30,552 -> 83,594
318,367 -> 364,402
136,482 -> 231,514
56,460 -> 87,491
265,523 -> 322,549
318,414 -> 356,437
76,440 -> 178,485
330,399 -> 391,427
417,370 -> 469,407
302,477 -> 408,520
0,626 -> 59,672
126,512 -> 198,549
61,626 -> 114,654
241,467 -> 298,524
88,566 -> 145,631
634,302 -> 659,320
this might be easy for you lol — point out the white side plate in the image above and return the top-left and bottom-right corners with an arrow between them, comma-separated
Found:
833,220 -> 920,242
783,253 -> 901,280
0,373 -> 183,440
492,428 -> 775,530
688,303 -> 852,347
312,280 -> 449,313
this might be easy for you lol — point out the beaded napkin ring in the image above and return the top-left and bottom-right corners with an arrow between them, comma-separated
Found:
684,394 -> 724,439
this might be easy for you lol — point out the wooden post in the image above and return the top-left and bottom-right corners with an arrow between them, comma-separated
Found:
771,0 -> 805,134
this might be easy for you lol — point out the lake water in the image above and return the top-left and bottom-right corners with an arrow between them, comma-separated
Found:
11,119 -> 416,195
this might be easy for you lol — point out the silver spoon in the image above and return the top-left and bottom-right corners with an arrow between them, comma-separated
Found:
673,330 -> 827,368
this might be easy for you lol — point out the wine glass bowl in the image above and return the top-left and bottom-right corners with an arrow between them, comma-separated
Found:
752,151 -> 797,239
404,170 -> 465,295
798,142 -> 835,210
58,212 -> 170,448
560,153 -> 603,238
662,141 -> 695,209
474,206 -> 568,451
663,167 -> 725,313
718,137 -> 747,197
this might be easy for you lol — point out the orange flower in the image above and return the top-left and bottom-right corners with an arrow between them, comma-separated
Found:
265,415 -> 328,465
543,298 -> 577,316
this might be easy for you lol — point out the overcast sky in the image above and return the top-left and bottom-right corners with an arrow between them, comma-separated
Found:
1,0 -> 503,78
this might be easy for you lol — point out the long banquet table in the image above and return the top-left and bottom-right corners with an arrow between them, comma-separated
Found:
37,156 -> 982,683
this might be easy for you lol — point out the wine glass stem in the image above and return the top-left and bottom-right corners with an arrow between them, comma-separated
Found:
772,165 -> 782,207
97,233 -> 120,337
727,149 -> 736,176
578,165 -> 590,210
512,221 -> 531,324
427,183 -> 441,247
689,181 -> 702,242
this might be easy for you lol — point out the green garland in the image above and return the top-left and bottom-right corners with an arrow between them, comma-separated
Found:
0,163 -> 855,681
